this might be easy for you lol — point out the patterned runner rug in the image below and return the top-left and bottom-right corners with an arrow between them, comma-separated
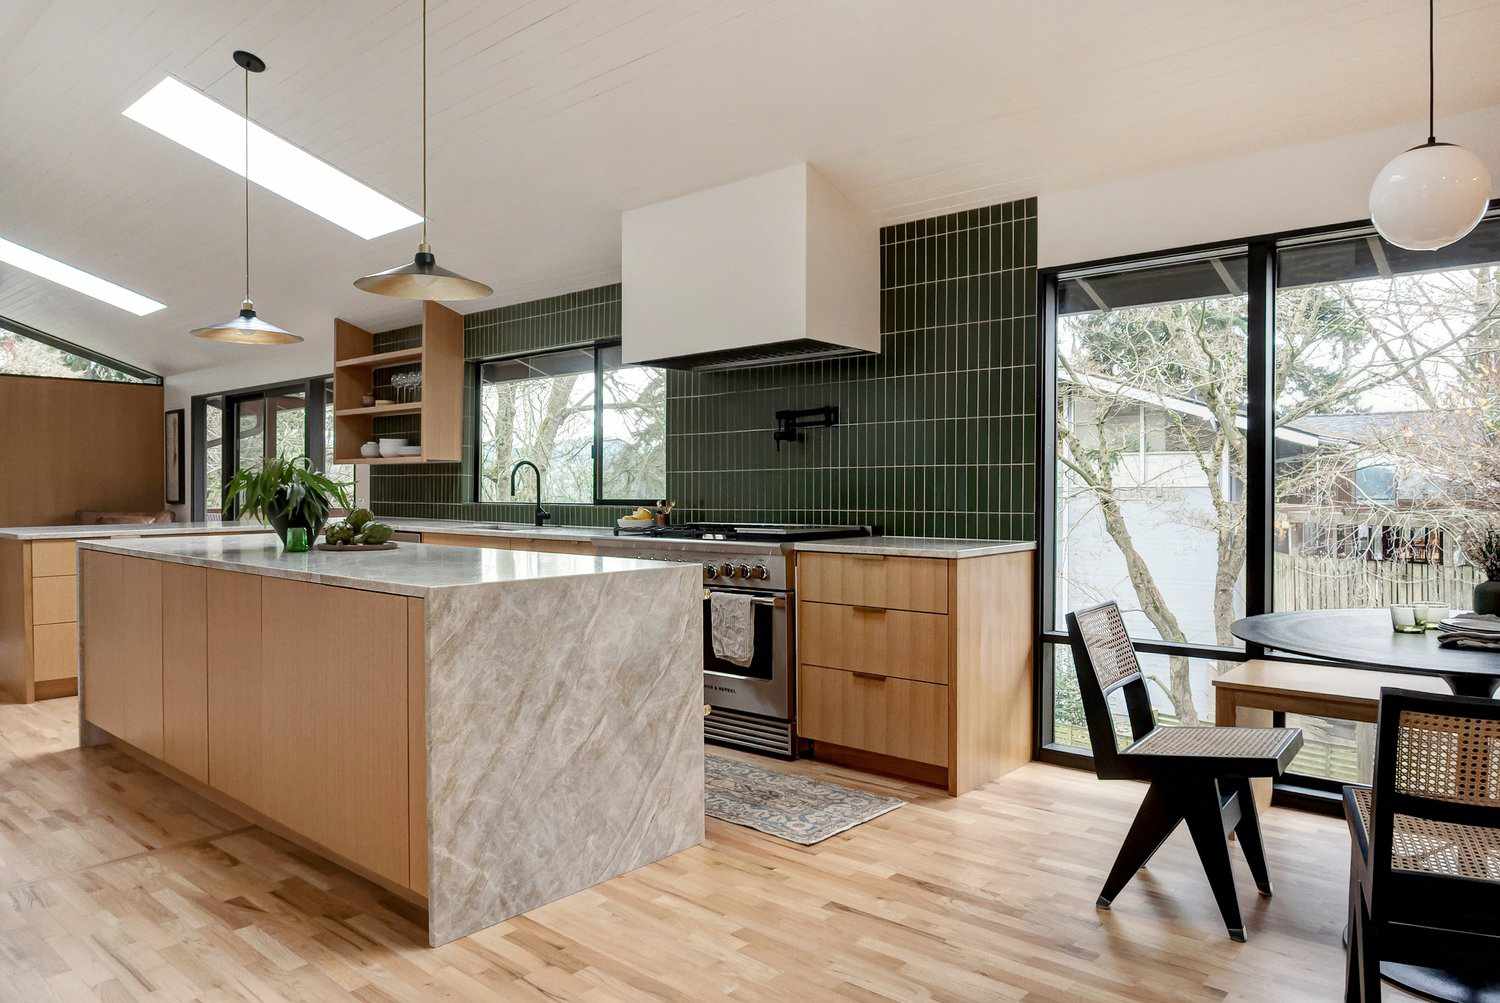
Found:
705,753 -> 904,845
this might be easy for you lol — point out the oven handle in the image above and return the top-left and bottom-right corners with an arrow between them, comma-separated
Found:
703,589 -> 785,609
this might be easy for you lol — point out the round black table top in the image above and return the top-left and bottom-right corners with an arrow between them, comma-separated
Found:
1231,609 -> 1500,698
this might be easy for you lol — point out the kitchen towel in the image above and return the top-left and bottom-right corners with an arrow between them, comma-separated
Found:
710,592 -> 755,667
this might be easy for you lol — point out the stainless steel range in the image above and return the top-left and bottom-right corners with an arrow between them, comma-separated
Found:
595,523 -> 873,756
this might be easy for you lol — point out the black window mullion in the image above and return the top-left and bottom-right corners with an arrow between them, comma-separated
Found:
306,378 -> 326,471
1245,239 -> 1276,650
592,346 -> 605,505
1035,269 -> 1060,755
190,396 -> 207,522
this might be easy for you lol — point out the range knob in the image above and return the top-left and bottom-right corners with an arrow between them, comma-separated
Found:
733,564 -> 752,579
718,562 -> 735,579
703,563 -> 719,579
749,565 -> 770,581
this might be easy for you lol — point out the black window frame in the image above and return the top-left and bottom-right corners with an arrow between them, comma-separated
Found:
190,375 -> 331,521
471,339 -> 665,507
0,313 -> 161,384
1032,199 -> 1500,806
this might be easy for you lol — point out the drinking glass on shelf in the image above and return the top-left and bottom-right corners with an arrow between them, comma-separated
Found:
410,371 -> 423,402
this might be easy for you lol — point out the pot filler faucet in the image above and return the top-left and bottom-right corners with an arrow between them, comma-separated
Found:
510,460 -> 551,527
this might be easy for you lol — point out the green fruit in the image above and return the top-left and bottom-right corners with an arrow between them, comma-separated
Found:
326,522 -> 355,545
361,522 -> 393,545
347,508 -> 374,530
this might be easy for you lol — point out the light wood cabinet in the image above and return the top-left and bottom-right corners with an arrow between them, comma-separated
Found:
79,552 -> 163,758
85,556 -> 419,896
797,553 -> 949,613
260,578 -> 410,887
31,541 -> 77,577
32,622 -> 77,681
31,575 -> 77,625
796,549 -> 1034,795
161,563 -> 208,783
332,301 -> 464,465
206,567 -> 265,811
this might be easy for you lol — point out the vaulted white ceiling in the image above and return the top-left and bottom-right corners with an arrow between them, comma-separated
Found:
2,0 -> 1499,376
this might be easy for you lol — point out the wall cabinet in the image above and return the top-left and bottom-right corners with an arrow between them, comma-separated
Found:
796,550 -> 1034,795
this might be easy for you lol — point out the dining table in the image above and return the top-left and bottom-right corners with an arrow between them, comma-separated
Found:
1230,608 -> 1500,698
1231,607 -> 1498,1003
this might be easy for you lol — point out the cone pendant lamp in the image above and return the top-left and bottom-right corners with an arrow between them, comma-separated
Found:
191,51 -> 301,345
354,0 -> 492,300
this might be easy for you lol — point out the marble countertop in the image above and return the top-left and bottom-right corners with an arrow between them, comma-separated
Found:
76,535 -> 683,598
793,537 -> 1036,559
379,518 -> 1034,558
0,520 -> 273,541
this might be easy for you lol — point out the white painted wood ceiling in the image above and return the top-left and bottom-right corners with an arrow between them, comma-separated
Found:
2,0 -> 1499,376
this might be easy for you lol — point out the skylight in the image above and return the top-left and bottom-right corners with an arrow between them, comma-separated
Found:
0,237 -> 166,316
123,77 -> 422,240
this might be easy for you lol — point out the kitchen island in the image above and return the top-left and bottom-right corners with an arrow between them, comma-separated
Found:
75,535 -> 703,946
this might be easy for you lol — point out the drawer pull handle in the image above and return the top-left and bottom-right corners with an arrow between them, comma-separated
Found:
851,605 -> 886,615
851,671 -> 886,682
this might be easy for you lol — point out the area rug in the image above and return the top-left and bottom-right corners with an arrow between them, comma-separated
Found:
704,754 -> 904,845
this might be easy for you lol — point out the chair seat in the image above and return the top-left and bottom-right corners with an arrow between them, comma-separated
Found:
1348,786 -> 1500,883
1121,725 -> 1301,776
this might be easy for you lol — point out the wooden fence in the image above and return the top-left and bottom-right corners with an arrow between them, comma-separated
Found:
1274,554 -> 1482,610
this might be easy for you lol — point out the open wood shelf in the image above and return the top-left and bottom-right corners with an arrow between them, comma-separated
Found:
332,302 -> 463,464
335,402 -> 423,418
334,454 -> 429,465
334,347 -> 424,369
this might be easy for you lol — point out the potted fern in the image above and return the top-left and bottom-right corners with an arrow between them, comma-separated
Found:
1467,527 -> 1500,615
223,455 -> 351,551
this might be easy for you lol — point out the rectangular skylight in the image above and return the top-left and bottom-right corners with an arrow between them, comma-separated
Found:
0,237 -> 166,315
123,77 -> 422,240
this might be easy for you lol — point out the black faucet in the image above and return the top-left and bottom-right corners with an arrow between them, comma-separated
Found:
510,460 -> 551,527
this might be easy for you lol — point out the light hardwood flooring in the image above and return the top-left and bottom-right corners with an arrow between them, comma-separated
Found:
0,698 -> 1412,1002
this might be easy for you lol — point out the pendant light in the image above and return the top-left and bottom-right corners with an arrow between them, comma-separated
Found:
1369,0 -> 1492,251
353,0 -> 492,300
191,51 -> 301,345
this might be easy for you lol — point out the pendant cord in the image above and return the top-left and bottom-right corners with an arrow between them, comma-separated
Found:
244,66 -> 252,304
421,0 -> 428,245
1428,0 -> 1436,144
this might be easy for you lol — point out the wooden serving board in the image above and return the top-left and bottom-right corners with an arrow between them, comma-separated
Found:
314,542 -> 399,552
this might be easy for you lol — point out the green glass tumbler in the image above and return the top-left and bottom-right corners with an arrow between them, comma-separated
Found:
284,526 -> 310,553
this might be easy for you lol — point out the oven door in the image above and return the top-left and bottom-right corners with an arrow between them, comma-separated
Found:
702,589 -> 790,720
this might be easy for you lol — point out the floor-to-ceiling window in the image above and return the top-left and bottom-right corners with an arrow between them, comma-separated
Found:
1039,207 -> 1500,796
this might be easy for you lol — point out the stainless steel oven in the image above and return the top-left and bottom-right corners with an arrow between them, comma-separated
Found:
702,587 -> 790,721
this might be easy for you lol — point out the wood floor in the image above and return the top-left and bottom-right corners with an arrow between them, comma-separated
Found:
0,698 -> 1412,1002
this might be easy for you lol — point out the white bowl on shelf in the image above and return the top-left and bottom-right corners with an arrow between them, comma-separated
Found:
617,516 -> 655,531
360,442 -> 380,458
378,437 -> 409,457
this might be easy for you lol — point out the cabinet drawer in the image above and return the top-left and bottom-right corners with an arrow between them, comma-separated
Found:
32,541 -> 77,578
422,532 -> 509,549
33,621 -> 78,681
798,601 -> 949,684
797,553 -> 948,613
32,575 -> 78,624
797,664 -> 948,766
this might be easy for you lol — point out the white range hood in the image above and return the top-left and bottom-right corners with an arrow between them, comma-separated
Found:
622,163 -> 878,370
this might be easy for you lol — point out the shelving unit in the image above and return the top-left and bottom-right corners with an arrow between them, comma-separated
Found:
332,301 -> 464,464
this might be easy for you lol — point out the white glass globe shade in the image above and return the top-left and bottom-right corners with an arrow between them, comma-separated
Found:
1370,142 -> 1492,251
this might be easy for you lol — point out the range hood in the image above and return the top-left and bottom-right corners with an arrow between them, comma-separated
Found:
622,163 -> 878,370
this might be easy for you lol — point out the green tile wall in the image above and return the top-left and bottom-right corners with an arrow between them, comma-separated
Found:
370,197 -> 1037,540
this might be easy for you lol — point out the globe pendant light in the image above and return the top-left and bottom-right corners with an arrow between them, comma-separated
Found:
191,51 -> 301,345
354,0 -> 492,300
1369,0 -> 1492,251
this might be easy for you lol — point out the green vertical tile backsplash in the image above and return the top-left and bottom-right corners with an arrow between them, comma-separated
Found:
370,197 -> 1037,540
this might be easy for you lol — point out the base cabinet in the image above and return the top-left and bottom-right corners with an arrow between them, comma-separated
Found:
796,550 -> 1034,795
84,557 -> 421,895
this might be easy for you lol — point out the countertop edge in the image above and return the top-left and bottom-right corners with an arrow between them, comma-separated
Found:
792,538 -> 1037,559
0,523 -> 275,541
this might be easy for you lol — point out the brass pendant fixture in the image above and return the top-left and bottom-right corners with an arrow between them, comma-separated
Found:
353,0 -> 492,300
192,50 -> 301,345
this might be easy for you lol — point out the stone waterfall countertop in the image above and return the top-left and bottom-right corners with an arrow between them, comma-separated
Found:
75,535 -> 676,598
793,537 -> 1037,559
0,520 -> 273,541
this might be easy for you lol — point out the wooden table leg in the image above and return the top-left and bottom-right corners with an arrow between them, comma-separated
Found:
1214,687 -> 1273,812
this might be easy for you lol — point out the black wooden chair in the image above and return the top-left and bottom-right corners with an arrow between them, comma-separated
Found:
1065,602 -> 1302,941
1344,688 -> 1500,1002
